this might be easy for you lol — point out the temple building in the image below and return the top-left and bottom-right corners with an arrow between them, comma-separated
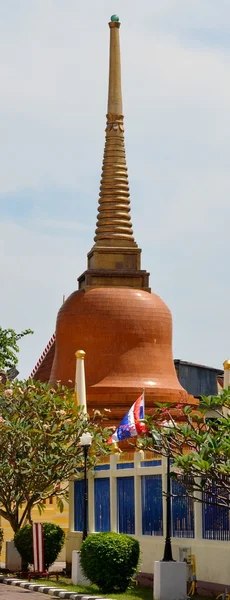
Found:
31,14 -> 191,428
7,17 -> 228,589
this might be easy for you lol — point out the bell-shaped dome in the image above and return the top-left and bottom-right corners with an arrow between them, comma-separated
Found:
50,287 -> 188,419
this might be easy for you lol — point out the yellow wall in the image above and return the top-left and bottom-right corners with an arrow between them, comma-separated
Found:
0,496 -> 69,565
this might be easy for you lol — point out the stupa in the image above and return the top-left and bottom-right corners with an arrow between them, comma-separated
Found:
32,16 -> 189,424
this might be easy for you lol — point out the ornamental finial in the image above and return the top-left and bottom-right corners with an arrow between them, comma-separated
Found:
75,350 -> 86,360
223,359 -> 230,371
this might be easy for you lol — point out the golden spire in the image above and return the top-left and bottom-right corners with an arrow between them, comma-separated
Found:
78,16 -> 150,293
94,15 -> 136,248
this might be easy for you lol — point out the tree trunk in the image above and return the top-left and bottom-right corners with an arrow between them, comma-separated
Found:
21,558 -> 29,572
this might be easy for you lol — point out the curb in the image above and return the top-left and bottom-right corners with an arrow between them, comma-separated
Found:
0,576 -> 109,599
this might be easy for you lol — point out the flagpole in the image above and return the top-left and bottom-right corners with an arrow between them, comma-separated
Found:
142,388 -> 145,424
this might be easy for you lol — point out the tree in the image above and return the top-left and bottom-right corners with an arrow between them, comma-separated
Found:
137,389 -> 230,510
0,327 -> 33,371
0,379 -> 110,532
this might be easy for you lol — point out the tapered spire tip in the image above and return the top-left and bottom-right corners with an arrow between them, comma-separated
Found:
93,14 -> 136,247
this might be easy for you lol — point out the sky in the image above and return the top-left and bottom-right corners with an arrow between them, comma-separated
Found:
0,0 -> 230,378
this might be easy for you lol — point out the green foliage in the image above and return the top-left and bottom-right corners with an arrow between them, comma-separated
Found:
80,532 -> 140,593
0,379 -> 110,532
0,327 -> 33,371
14,523 -> 65,570
14,524 -> 32,569
137,389 -> 230,509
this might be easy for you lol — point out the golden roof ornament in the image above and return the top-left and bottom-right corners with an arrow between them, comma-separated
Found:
94,15 -> 136,247
223,359 -> 230,371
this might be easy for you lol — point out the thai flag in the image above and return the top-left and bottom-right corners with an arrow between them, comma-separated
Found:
108,393 -> 147,443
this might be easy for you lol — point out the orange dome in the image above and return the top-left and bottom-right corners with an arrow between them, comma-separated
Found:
49,287 -> 188,419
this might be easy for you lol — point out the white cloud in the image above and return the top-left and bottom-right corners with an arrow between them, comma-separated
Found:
0,218 -> 89,377
35,218 -> 92,233
1,2 -> 230,192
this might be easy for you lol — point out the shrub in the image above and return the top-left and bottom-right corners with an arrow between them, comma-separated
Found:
14,523 -> 65,570
80,532 -> 140,593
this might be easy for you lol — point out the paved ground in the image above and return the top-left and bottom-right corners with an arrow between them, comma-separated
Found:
0,577 -> 105,600
0,585 -> 46,599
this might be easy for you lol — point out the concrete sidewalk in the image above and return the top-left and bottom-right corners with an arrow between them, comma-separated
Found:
0,576 -> 109,599
0,584 -> 50,599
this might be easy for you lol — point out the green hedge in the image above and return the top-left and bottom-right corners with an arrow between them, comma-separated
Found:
14,523 -> 65,570
80,532 -> 140,593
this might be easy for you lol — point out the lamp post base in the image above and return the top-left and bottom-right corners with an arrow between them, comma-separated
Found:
162,537 -> 174,562
153,561 -> 187,600
82,530 -> 87,542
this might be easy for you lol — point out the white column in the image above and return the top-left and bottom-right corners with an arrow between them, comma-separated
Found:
110,453 -> 119,531
75,350 -> 87,412
88,473 -> 94,533
134,451 -> 143,536
69,480 -> 75,532
194,478 -> 203,540
161,454 -> 167,538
